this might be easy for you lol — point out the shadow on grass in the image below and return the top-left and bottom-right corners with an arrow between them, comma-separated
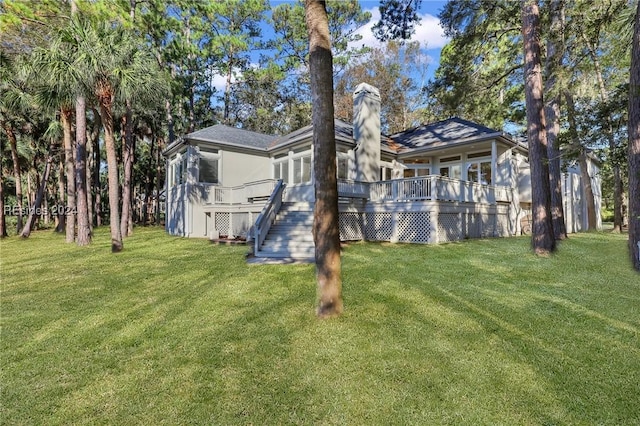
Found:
2,229 -> 638,424
341,236 -> 640,424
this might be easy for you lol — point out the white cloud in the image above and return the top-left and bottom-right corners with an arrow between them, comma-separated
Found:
351,7 -> 449,51
211,73 -> 228,93
412,13 -> 449,49
210,64 -> 259,93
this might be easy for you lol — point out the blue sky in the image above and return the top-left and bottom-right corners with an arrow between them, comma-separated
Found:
352,0 -> 450,66
211,0 -> 450,91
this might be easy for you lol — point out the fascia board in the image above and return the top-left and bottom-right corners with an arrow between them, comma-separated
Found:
186,137 -> 271,157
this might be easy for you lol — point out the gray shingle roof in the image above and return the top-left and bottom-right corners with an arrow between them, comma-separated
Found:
390,117 -> 506,151
171,117 -> 517,157
186,124 -> 277,150
270,119 -> 355,149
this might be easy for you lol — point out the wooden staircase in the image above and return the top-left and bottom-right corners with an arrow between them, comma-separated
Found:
253,202 -> 315,262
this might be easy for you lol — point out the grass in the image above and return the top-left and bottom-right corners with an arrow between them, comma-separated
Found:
1,227 -> 639,425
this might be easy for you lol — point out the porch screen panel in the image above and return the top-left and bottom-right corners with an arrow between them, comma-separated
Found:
274,161 -> 289,183
293,155 -> 312,184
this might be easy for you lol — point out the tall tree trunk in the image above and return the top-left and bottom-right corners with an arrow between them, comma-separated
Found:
143,136 -> 155,225
28,163 -> 35,207
544,0 -> 567,240
628,1 -> 640,271
224,54 -> 234,125
86,126 -> 94,231
61,107 -> 76,243
522,0 -> 555,255
185,17 -> 196,133
305,0 -> 343,318
91,108 -> 102,227
20,142 -> 55,238
582,32 -> 624,231
55,159 -> 65,232
165,99 -> 175,144
4,123 -> 23,232
155,135 -> 163,225
0,166 -> 6,238
564,90 -> 598,230
97,99 -> 124,252
120,100 -> 134,237
75,95 -> 91,245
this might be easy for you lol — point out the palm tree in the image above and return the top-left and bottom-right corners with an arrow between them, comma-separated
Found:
30,39 -> 79,243
20,121 -> 59,238
0,51 -> 31,234
629,1 -> 640,271
75,19 -> 165,252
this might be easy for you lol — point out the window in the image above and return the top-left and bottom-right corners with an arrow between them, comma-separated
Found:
439,155 -> 461,180
273,160 -> 289,183
403,166 -> 431,178
440,164 -> 461,179
466,158 -> 492,185
293,155 -> 311,184
403,158 -> 430,164
337,155 -> 349,180
169,153 -> 187,187
416,168 -> 430,177
198,150 -> 220,184
380,165 -> 393,181
467,163 -> 479,183
467,151 -> 491,159
440,155 -> 460,163
480,161 -> 492,185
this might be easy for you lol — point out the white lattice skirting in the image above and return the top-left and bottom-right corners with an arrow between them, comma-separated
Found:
338,211 -> 510,244
437,212 -> 509,243
214,211 -> 259,238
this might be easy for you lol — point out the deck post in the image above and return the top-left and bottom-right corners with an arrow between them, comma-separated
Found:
429,203 -> 439,243
391,212 -> 399,243
430,175 -> 437,200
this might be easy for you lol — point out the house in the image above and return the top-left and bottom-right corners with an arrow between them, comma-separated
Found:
163,83 -> 602,261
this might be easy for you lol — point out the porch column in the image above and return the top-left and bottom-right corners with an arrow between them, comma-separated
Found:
491,140 -> 497,187
186,146 -> 198,237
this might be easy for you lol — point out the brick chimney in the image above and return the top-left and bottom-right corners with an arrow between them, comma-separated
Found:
353,82 -> 381,182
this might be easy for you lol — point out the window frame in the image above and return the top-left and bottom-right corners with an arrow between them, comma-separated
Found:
198,149 -> 221,184
465,152 -> 492,185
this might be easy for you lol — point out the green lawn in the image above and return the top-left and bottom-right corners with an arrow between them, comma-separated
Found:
1,227 -> 638,425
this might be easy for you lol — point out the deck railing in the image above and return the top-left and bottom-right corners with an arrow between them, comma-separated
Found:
337,179 -> 369,198
204,179 -> 278,205
341,175 -> 511,204
253,179 -> 285,255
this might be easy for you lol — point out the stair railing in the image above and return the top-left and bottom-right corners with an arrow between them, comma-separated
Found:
253,179 -> 285,255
